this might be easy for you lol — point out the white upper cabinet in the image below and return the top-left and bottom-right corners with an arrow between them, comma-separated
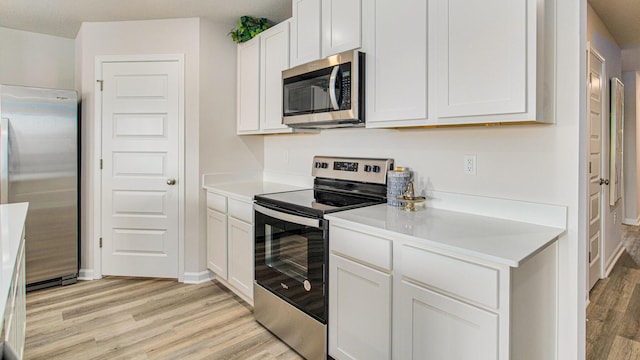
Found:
322,0 -> 362,58
362,0 -> 428,128
236,37 -> 260,133
260,21 -> 290,131
431,0 -> 555,125
290,0 -> 362,67
237,20 -> 311,135
290,0 -> 322,67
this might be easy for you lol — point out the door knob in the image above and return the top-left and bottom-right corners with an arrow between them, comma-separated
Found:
167,178 -> 176,185
600,178 -> 609,185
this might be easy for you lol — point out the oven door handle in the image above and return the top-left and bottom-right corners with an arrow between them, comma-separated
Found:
254,204 -> 322,229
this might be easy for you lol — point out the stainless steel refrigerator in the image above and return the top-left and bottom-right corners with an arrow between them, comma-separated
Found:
0,85 -> 78,290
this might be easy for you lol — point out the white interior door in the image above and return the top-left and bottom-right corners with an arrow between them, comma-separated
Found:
588,48 -> 605,290
101,60 -> 180,278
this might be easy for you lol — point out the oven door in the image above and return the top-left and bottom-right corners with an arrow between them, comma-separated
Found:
254,203 -> 328,323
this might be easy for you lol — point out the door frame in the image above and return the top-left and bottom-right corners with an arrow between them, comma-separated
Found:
586,44 -> 606,291
92,54 -> 186,281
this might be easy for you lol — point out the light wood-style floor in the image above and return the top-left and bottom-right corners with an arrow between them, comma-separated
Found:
28,227 -> 639,360
587,224 -> 640,360
24,277 -> 303,360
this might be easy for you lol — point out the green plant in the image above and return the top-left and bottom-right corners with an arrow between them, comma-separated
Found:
228,16 -> 270,43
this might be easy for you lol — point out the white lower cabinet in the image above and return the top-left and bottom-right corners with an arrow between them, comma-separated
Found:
3,227 -> 26,359
329,254 -> 391,360
395,280 -> 498,360
206,192 -> 254,305
206,208 -> 227,279
227,217 -> 254,300
329,221 -> 558,360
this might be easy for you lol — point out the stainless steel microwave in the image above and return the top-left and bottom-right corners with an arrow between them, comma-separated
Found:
282,50 -> 364,129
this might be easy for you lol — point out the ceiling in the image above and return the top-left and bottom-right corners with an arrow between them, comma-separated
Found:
0,0 -> 292,39
2,0 -> 639,48
589,0 -> 640,48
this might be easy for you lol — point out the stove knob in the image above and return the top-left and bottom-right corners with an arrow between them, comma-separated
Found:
364,165 -> 372,172
322,162 -> 329,169
315,162 -> 322,168
372,165 -> 381,173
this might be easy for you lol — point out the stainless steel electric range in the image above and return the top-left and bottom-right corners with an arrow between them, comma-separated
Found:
253,156 -> 394,360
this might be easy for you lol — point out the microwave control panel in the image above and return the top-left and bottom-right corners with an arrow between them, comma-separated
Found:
340,66 -> 352,110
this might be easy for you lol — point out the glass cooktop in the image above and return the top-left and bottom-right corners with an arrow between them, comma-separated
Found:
254,189 -> 384,218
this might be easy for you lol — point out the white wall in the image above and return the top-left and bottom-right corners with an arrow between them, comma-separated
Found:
622,46 -> 640,72
0,27 -> 75,89
75,18 -> 200,278
623,72 -> 640,225
197,18 -> 264,272
75,18 -> 262,279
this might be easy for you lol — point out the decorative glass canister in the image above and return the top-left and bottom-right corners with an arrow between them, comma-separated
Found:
387,167 -> 411,206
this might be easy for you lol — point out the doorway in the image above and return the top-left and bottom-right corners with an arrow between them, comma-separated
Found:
94,55 -> 185,279
587,46 -> 607,290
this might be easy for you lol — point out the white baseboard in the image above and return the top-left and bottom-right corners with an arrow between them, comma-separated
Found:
623,217 -> 640,226
78,268 -> 95,281
604,243 -> 625,278
182,271 -> 213,284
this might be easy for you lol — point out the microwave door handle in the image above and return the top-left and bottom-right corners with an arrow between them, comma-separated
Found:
329,65 -> 340,110
254,204 -> 321,229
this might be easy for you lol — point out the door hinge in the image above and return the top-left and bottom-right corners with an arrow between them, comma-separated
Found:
99,237 -> 103,248
589,251 -> 591,263
97,80 -> 104,91
589,161 -> 592,174
100,159 -> 103,170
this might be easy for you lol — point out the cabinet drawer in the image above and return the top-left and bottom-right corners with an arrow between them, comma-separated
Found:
228,198 -> 253,223
330,225 -> 392,271
400,245 -> 499,309
206,192 -> 227,213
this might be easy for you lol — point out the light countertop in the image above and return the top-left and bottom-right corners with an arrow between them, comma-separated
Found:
0,202 -> 28,320
326,203 -> 565,267
203,181 -> 307,202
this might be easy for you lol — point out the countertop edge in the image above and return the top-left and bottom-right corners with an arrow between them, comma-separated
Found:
326,205 -> 566,268
203,181 -> 307,203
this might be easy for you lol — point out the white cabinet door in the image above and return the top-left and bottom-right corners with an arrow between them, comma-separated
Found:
362,0 -> 428,127
227,217 -> 254,300
433,0 -> 527,119
291,0 -> 322,67
329,254 -> 391,360
206,208 -> 227,279
260,21 -> 290,131
237,36 -> 261,133
394,280 -> 499,360
322,0 -> 362,57
5,237 -> 25,359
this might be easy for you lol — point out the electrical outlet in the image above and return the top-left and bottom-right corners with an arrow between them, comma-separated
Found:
464,155 -> 477,175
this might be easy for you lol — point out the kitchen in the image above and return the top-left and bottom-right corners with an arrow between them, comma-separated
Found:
0,0 -> 600,359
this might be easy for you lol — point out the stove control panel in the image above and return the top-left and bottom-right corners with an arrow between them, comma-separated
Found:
312,156 -> 394,184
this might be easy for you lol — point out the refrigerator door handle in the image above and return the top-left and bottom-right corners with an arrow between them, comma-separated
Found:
0,118 -> 8,204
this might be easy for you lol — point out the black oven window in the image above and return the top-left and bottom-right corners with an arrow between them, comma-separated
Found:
265,224 -> 309,282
